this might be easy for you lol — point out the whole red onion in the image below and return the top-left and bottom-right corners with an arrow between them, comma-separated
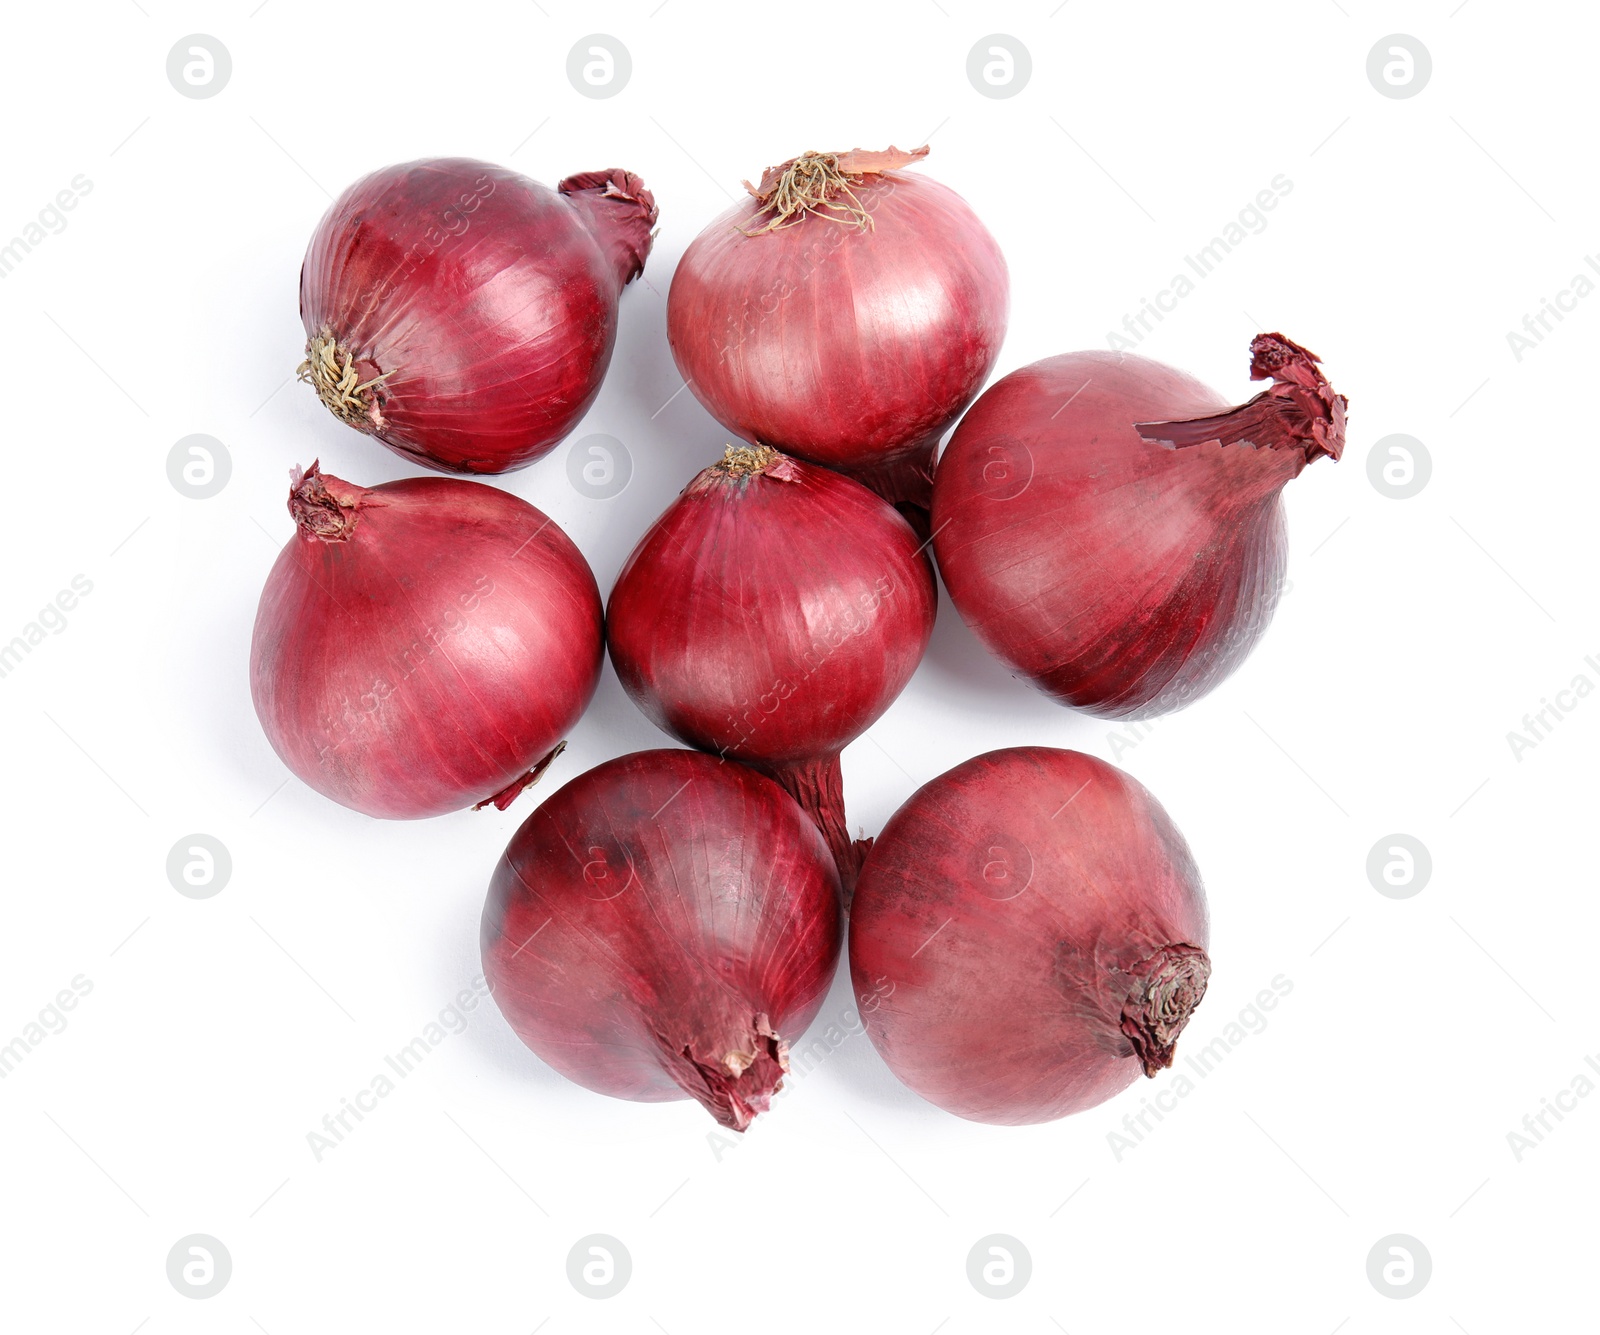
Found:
605,445 -> 938,892
667,146 -> 1008,510
849,747 -> 1211,1125
299,157 -> 657,474
932,333 -> 1346,718
250,464 -> 602,819
481,748 -> 843,1130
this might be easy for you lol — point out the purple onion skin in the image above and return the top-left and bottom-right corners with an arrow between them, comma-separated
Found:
668,150 -> 1008,510
605,447 -> 937,892
300,158 -> 656,474
250,465 -> 602,820
849,747 -> 1211,1126
481,749 -> 843,1132
932,334 -> 1345,719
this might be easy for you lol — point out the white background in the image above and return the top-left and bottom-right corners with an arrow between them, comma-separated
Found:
1,1 -> 1593,1329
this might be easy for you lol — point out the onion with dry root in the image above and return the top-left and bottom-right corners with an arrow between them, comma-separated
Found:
299,157 -> 657,474
667,145 -> 1009,513
605,445 -> 937,895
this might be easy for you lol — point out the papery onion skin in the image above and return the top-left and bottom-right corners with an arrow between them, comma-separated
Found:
299,158 -> 657,474
250,464 -> 602,819
605,446 -> 938,892
481,748 -> 843,1130
666,146 -> 1008,510
849,747 -> 1210,1126
932,333 -> 1346,719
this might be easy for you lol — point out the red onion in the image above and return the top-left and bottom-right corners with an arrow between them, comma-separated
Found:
605,446 -> 937,892
849,747 -> 1210,1125
481,748 -> 842,1130
250,464 -> 602,819
298,158 -> 657,474
667,146 -> 1008,510
932,333 -> 1346,718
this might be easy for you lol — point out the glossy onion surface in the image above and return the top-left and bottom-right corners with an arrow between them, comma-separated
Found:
300,158 -> 656,473
932,334 -> 1345,718
250,464 -> 602,819
606,446 -> 937,888
482,749 -> 843,1130
850,747 -> 1211,1125
667,147 -> 1008,508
